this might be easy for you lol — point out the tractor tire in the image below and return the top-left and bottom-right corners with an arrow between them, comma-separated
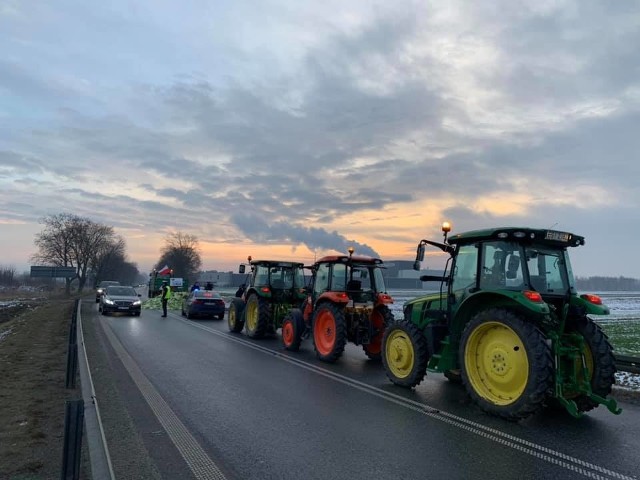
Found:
568,316 -> 617,413
312,303 -> 347,362
245,293 -> 270,339
382,320 -> 429,388
228,298 -> 246,333
282,309 -> 305,352
363,306 -> 395,361
460,308 -> 553,421
444,370 -> 462,384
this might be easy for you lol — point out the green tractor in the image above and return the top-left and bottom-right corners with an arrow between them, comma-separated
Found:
227,257 -> 307,339
382,223 -> 621,420
282,248 -> 395,362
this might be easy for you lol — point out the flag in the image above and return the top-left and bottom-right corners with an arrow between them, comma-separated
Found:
158,265 -> 171,275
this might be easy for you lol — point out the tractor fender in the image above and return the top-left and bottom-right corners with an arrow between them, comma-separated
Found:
316,291 -> 350,305
247,286 -> 272,299
451,291 -> 550,336
569,295 -> 610,316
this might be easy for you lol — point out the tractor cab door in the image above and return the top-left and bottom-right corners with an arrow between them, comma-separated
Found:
450,244 -> 480,307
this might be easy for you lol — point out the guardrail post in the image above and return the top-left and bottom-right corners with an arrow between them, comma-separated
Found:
60,399 -> 84,480
66,307 -> 78,389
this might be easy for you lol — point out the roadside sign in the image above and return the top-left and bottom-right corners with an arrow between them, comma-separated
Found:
30,266 -> 77,278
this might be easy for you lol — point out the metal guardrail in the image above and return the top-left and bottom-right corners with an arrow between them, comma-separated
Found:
615,354 -> 640,374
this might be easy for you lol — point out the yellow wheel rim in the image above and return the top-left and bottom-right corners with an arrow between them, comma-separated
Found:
246,297 -> 258,331
464,321 -> 528,406
228,306 -> 236,329
385,329 -> 415,379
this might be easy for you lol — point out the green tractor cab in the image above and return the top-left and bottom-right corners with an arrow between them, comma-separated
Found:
227,257 -> 307,339
284,247 -> 395,362
382,223 -> 620,420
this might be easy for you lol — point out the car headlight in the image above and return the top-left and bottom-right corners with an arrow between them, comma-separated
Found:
103,298 -> 114,305
133,300 -> 141,306
97,289 -> 104,294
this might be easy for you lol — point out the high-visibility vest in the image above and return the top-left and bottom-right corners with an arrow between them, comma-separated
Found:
163,286 -> 172,300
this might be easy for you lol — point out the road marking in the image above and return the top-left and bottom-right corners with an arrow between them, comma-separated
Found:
101,319 -> 227,480
184,318 -> 637,480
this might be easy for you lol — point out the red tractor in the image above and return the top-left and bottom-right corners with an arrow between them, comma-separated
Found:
282,248 -> 394,362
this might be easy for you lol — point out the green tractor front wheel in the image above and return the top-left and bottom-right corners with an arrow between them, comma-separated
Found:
228,298 -> 245,333
460,308 -> 554,421
382,321 -> 429,388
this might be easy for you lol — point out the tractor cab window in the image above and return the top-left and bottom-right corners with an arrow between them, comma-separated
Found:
269,266 -> 293,289
525,247 -> 567,294
314,263 -> 330,295
253,265 -> 269,287
331,263 -> 347,291
350,267 -> 371,290
479,241 -> 523,290
372,268 -> 386,293
293,268 -> 305,289
452,244 -> 478,291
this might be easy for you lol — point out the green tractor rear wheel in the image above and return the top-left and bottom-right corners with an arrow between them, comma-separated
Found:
363,306 -> 395,361
228,298 -> 245,333
460,308 -> 553,421
245,293 -> 271,339
312,303 -> 347,362
382,321 -> 429,388
568,316 -> 617,413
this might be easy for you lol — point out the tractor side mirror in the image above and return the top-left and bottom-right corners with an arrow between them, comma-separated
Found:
239,265 -> 246,274
416,244 -> 425,262
413,260 -> 421,271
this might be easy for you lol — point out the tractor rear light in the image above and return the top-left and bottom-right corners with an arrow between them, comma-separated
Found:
581,293 -> 602,305
523,290 -> 543,303
337,292 -> 348,299
377,293 -> 393,303
261,287 -> 271,293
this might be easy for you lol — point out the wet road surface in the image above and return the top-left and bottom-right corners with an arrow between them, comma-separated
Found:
83,303 -> 640,480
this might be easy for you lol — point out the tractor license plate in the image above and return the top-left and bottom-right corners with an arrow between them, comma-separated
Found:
545,230 -> 570,242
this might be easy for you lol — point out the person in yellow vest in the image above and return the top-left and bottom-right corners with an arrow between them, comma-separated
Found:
161,280 -> 172,317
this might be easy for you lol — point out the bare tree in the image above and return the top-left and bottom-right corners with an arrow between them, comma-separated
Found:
0,265 -> 17,287
32,213 -> 120,294
155,232 -> 202,282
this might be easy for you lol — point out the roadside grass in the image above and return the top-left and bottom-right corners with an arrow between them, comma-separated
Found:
597,319 -> 640,356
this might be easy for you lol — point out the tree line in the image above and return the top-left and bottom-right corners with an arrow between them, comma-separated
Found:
30,213 -> 140,294
20,213 -> 203,295
575,276 -> 640,292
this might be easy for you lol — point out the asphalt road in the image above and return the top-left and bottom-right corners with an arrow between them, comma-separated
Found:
82,303 -> 640,480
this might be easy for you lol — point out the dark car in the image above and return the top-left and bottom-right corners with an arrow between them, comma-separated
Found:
99,285 -> 142,316
181,290 -> 226,320
96,280 -> 121,303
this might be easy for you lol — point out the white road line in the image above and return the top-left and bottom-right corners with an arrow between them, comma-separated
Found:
101,318 -> 227,480
184,318 -> 637,480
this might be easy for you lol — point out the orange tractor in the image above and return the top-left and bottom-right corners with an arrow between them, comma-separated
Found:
282,248 -> 395,362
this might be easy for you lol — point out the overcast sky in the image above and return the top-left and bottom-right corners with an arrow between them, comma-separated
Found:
1,0 -> 639,277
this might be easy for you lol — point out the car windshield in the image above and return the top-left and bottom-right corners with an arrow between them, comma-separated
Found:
106,286 -> 137,296
99,281 -> 120,288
